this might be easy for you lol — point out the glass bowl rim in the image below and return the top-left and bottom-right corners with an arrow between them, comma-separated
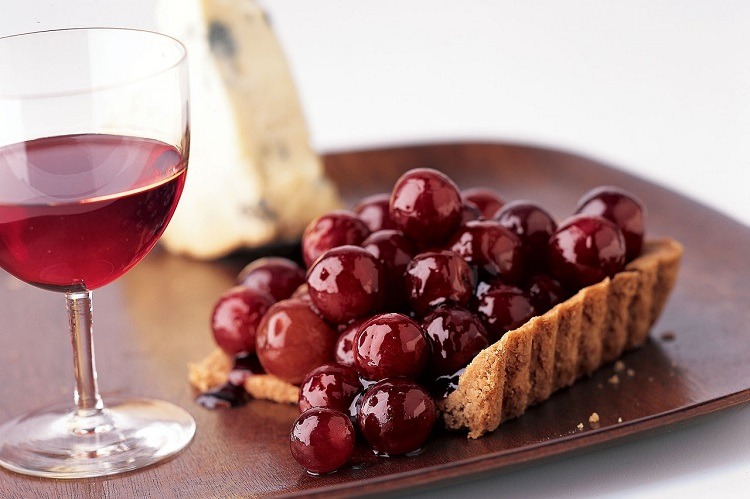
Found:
0,27 -> 188,100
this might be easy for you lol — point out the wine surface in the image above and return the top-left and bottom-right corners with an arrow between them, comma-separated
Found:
0,134 -> 186,291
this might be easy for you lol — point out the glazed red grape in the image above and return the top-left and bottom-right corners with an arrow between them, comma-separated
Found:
354,193 -> 395,232
334,320 -> 361,367
405,250 -> 475,316
547,214 -> 627,289
389,168 -> 462,246
525,273 -> 568,313
302,210 -> 370,267
421,306 -> 489,377
290,283 -> 312,302
307,245 -> 385,324
354,313 -> 429,380
358,379 -> 437,455
211,286 -> 274,355
462,187 -> 505,219
362,229 -> 417,310
495,200 -> 557,271
576,186 -> 645,261
237,257 -> 305,302
474,282 -> 536,341
361,230 -> 417,275
298,363 -> 362,413
290,408 -> 355,474
256,298 -> 337,384
448,220 -> 524,283
460,200 -> 483,224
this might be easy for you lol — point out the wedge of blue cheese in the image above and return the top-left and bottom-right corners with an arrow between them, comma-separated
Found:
157,0 -> 340,259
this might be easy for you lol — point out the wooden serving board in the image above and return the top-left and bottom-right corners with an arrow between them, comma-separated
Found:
1,142 -> 749,497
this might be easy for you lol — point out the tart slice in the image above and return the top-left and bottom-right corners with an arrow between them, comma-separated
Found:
190,237 -> 682,439
189,167 -> 683,473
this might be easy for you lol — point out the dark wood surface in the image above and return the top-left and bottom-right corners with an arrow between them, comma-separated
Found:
1,142 -> 749,497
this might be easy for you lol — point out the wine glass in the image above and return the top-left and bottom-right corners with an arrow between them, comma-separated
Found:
0,28 -> 195,478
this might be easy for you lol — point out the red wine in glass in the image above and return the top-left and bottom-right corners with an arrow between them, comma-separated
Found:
0,133 -> 187,291
0,27 -> 194,479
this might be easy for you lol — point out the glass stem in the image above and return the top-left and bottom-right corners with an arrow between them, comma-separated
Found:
66,290 -> 104,417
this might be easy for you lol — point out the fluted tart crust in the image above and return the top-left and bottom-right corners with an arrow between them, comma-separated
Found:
440,238 -> 682,437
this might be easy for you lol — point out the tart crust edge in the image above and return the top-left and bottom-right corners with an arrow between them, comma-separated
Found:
439,237 -> 683,437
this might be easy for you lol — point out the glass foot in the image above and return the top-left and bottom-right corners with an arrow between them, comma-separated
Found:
0,397 -> 196,479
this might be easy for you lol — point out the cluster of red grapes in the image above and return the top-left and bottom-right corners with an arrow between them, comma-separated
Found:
206,167 -> 645,475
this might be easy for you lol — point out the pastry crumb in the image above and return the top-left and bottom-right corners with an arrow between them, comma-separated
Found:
618,417 -> 622,423
608,374 -> 620,385
626,368 -> 636,377
245,375 -> 298,404
614,360 -> 626,373
188,349 -> 232,393
588,412 -> 600,423
577,423 -> 584,430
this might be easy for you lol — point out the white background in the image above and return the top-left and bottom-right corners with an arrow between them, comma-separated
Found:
2,1 -> 750,497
